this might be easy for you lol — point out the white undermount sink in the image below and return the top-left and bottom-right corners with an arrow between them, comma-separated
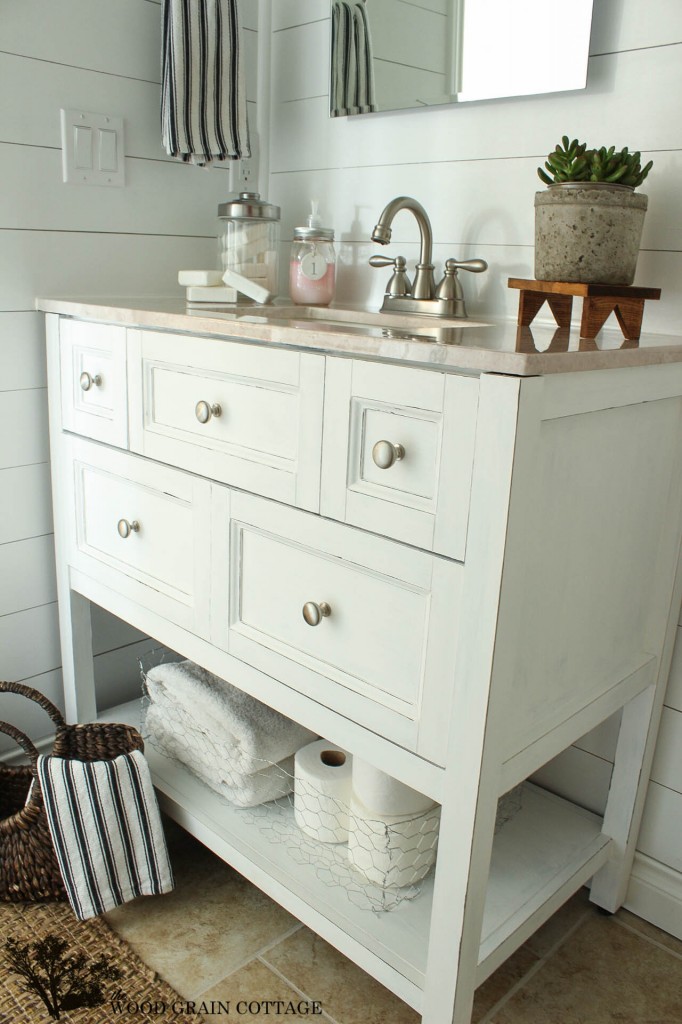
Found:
261,304 -> 490,334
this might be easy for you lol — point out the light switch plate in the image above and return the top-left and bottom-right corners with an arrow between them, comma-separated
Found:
61,109 -> 125,187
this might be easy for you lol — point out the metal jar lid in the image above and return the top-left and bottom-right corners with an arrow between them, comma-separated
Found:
293,226 -> 335,241
218,191 -> 281,221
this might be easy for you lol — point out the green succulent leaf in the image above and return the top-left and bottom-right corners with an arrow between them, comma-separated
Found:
537,137 -> 653,188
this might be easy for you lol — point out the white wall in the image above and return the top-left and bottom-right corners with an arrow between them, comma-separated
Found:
265,0 -> 682,935
0,0 -> 258,746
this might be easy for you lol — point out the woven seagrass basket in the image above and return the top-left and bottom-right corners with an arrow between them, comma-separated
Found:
0,681 -> 144,903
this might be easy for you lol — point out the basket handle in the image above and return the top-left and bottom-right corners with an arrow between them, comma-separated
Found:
0,681 -> 67,730
0,720 -> 40,776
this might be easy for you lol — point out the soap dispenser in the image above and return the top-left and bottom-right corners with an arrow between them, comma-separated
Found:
289,201 -> 336,306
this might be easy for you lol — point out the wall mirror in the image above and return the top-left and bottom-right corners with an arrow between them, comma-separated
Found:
330,0 -> 594,117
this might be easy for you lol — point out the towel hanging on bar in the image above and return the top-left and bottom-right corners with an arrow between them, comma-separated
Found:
161,0 -> 250,164
331,1 -> 376,117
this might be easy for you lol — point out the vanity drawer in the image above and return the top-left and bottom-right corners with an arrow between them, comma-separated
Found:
214,490 -> 461,761
60,320 -> 128,447
65,437 -> 211,636
321,358 -> 479,559
128,329 -> 324,511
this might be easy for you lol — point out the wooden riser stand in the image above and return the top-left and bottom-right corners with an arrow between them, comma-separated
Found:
509,278 -> 661,341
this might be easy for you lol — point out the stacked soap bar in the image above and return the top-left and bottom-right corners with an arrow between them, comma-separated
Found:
179,270 -> 237,304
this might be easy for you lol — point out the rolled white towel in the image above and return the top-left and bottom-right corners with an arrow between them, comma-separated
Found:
144,660 -> 316,775
146,703 -> 294,808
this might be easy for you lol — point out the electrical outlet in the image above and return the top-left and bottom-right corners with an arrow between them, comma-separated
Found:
230,132 -> 259,193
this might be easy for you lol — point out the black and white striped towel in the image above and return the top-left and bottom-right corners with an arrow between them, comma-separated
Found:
331,1 -> 376,117
37,750 -> 174,921
161,0 -> 250,164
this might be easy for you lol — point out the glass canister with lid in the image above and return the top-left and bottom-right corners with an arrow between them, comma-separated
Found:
217,191 -> 281,297
289,202 -> 336,306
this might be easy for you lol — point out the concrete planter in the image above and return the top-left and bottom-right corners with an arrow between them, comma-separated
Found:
534,183 -> 648,285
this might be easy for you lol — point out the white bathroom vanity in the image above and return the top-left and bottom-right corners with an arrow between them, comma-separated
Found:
39,298 -> 682,1023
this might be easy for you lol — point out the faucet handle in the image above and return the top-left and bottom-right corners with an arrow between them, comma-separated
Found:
369,254 -> 412,297
445,258 -> 488,274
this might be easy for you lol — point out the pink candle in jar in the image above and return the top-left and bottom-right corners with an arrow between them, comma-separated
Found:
290,208 -> 336,306
289,255 -> 336,306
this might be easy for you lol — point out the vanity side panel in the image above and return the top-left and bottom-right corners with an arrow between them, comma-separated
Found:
498,366 -> 682,770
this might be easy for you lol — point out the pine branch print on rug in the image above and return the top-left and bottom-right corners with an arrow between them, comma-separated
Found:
0,902 -> 203,1022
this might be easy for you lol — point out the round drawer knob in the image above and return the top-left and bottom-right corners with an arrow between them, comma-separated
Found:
372,440 -> 405,470
117,518 -> 140,539
195,400 -> 222,424
79,371 -> 102,392
302,601 -> 332,627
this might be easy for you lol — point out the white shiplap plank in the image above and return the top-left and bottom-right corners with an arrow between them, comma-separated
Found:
637,782 -> 682,873
531,747 -> 613,817
650,707 -> 682,793
590,0 -> 682,55
95,637 -> 162,712
272,19 -> 330,102
1,0 -> 162,83
368,0 -> 447,72
269,45 -> 682,173
0,55 -> 255,163
0,390 -> 48,469
0,312 -> 47,391
573,711 -> 621,761
240,0 -> 260,32
374,62 -> 448,113
90,605 -> 149,656
0,464 -> 53,545
272,0 -> 328,32
0,52 -> 167,160
270,148 -> 681,254
0,535 -> 57,618
0,144 -> 228,237
0,231 -> 215,311
0,603 -> 61,683
0,667 -> 65,756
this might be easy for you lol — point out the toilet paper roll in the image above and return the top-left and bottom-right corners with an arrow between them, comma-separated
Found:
348,793 -> 440,889
294,739 -> 352,844
352,759 -> 437,817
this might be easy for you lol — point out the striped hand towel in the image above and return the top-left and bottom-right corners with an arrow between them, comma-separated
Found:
161,0 -> 250,164
37,750 -> 174,921
331,1 -> 376,117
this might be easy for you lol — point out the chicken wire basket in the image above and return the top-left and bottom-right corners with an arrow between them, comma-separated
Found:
139,652 -> 523,913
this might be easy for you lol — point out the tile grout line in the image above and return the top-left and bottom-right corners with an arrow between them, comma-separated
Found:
256,953 -> 343,1024
613,914 -> 682,963
191,921 -> 305,1000
477,908 -> 594,1024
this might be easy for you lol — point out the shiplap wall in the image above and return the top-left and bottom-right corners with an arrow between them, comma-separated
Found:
0,0 -> 258,747
265,0 -> 682,934
367,0 -> 449,111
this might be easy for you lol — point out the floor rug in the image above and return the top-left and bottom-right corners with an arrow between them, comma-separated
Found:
0,900 -> 202,1022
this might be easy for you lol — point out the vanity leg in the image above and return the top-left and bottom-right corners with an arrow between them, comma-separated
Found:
45,313 -> 97,724
590,683 -> 663,912
57,587 -> 97,724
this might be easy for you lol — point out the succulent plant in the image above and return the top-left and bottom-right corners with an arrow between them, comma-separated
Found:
538,135 -> 653,189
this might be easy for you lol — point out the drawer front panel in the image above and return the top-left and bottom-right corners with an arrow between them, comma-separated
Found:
67,438 -> 211,635
128,330 -> 324,511
322,359 -> 479,559
215,490 -> 461,758
60,320 -> 128,447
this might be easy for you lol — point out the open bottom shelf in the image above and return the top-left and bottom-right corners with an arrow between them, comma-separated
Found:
103,700 -> 612,1010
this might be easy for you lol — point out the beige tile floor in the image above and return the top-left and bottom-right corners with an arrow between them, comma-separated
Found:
106,818 -> 682,1024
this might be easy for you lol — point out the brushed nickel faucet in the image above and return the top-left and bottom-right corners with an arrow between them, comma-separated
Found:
370,196 -> 488,318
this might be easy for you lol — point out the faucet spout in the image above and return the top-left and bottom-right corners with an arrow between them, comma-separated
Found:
371,196 -> 435,299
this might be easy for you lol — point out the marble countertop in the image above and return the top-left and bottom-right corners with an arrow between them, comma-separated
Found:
35,296 -> 682,376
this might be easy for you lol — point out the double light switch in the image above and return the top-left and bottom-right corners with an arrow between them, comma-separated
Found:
61,109 -> 125,187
